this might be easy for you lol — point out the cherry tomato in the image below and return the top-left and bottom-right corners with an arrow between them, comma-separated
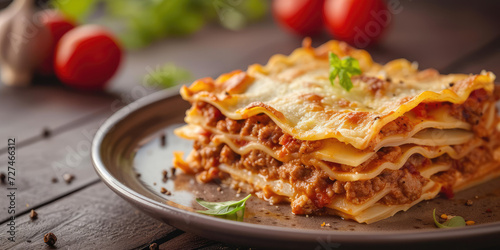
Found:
323,0 -> 390,47
272,0 -> 325,36
38,10 -> 76,75
55,25 -> 122,90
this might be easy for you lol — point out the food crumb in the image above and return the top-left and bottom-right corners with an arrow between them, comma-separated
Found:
465,200 -> 473,206
0,172 -> 5,184
170,167 -> 176,176
466,220 -> 475,226
26,204 -> 29,207
160,133 -> 166,147
149,243 -> 158,250
475,195 -> 479,199
237,188 -> 242,194
42,128 -> 51,138
440,214 -> 448,220
162,170 -> 168,180
63,173 -> 74,184
321,222 -> 326,227
217,187 -> 222,192
306,215 -> 309,218
136,173 -> 141,178
30,209 -> 38,220
44,233 -> 57,246
160,187 -> 171,195
153,182 -> 156,186
51,177 -> 58,183
325,223 -> 331,227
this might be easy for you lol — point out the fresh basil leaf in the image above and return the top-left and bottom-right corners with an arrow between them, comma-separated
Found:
338,69 -> 353,92
196,198 -> 244,210
196,194 -> 251,219
342,57 -> 362,75
433,208 -> 466,228
329,52 -> 342,67
443,216 -> 467,227
328,52 -> 361,91
197,204 -> 245,216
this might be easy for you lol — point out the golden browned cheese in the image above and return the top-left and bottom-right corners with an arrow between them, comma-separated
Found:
180,40 -> 495,150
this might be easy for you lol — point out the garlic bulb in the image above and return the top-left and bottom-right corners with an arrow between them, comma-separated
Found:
0,0 -> 51,86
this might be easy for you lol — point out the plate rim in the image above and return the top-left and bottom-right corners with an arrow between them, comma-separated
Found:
91,87 -> 500,247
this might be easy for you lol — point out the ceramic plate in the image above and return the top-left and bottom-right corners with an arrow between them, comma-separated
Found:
91,87 -> 500,249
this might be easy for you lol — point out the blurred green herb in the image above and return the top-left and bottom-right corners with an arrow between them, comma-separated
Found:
196,194 -> 251,221
432,209 -> 466,228
51,0 -> 268,49
51,0 -> 98,22
144,64 -> 192,89
328,52 -> 361,92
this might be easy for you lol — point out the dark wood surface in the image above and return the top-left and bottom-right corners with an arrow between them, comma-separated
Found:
1,1 -> 500,249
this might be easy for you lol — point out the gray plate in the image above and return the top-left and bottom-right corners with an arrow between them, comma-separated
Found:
92,87 -> 500,249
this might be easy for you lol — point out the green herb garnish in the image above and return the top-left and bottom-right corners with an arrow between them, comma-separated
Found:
196,194 -> 251,221
432,209 -> 466,228
143,63 -> 191,89
52,0 -> 267,49
328,52 -> 362,92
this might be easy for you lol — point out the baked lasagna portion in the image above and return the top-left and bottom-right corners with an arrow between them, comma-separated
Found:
174,40 -> 500,223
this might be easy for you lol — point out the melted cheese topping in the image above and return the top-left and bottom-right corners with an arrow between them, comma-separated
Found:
181,40 -> 495,150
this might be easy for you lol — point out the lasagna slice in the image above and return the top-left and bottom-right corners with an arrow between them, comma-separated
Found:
174,40 -> 500,223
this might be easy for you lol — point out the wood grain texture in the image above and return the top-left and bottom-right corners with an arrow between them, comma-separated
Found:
0,182 -> 177,250
0,113 -> 112,223
370,0 -> 500,71
156,232 -> 218,250
0,1 -> 499,249
0,84 -> 116,147
447,37 -> 500,75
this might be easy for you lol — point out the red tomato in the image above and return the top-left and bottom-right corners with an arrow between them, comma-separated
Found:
272,0 -> 325,36
38,10 -> 76,75
55,25 -> 122,90
323,0 -> 390,47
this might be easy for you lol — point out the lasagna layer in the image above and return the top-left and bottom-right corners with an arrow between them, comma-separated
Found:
174,40 -> 500,223
175,131 -> 499,216
184,96 -> 495,163
176,123 -> 485,182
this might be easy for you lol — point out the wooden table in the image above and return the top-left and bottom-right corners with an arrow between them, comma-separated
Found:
1,1 -> 500,249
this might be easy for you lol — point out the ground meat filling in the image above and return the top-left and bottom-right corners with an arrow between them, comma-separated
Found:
190,138 -> 430,213
432,141 -> 498,187
449,89 -> 495,138
333,161 -> 428,205
188,97 -> 497,213
195,101 -> 324,159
